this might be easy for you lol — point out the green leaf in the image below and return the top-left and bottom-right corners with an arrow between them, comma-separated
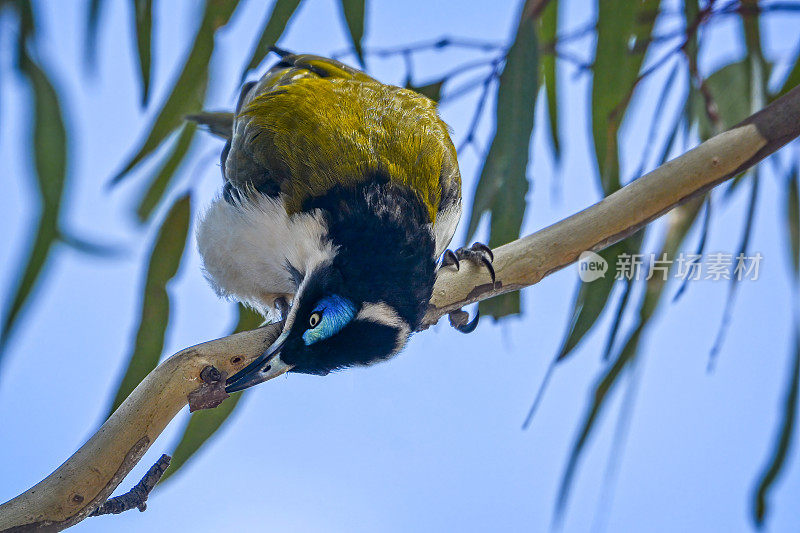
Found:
710,174 -> 759,364
160,305 -> 263,484
752,324 -> 800,528
739,0 -> 768,102
84,0 -> 104,70
240,0 -> 302,81
591,0 -> 658,193
554,320 -> 643,524
601,277 -> 633,360
110,0 -> 239,185
406,78 -> 444,103
556,236 -> 642,361
539,0 -> 559,161
338,0 -> 366,68
673,196 -> 711,302
186,111 -> 234,139
106,194 -> 192,418
136,123 -> 197,222
555,196 -> 704,522
691,62 -> 747,140
1,52 -> 67,366
632,62 -> 682,178
132,0 -> 153,106
466,9 -> 539,319
787,165 -> 800,280
683,0 -> 699,63
774,40 -> 800,101
58,231 -> 127,258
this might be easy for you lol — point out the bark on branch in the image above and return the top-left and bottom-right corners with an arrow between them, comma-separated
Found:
2,85 -> 799,532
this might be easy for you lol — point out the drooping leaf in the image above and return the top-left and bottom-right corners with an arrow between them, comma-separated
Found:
110,0 -> 239,185
58,231 -> 126,258
553,321 -> 643,525
787,165 -> 800,280
136,123 -> 197,222
556,236 -> 642,361
0,51 -> 67,366
601,277 -> 633,361
539,0 -> 559,162
683,0 -> 699,64
710,173 -> 759,366
186,111 -> 234,139
84,0 -> 105,70
106,194 -> 192,417
555,196 -> 704,522
739,0 -> 768,102
338,0 -> 366,67
631,62 -> 682,179
132,0 -> 153,106
160,305 -> 264,484
752,324 -> 800,527
591,0 -> 659,193
673,196 -> 711,302
407,78 -> 444,103
466,6 -> 539,319
240,0 -> 302,81
774,39 -> 800,101
591,349 -> 643,532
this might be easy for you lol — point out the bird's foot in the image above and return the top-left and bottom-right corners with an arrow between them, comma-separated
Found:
440,242 -> 495,284
448,308 -> 480,334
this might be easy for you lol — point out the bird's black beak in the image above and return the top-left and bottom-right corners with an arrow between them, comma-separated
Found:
225,331 -> 293,393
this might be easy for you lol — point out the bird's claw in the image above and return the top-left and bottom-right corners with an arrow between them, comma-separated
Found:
448,308 -> 480,334
439,242 -> 496,284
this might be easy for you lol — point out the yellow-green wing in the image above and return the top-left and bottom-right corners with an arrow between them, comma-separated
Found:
226,52 -> 460,223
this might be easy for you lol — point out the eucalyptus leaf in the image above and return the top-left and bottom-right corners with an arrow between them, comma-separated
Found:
339,0 -> 366,67
136,123 -> 197,222
0,52 -> 67,367
466,9 -> 539,319
240,0 -> 302,81
84,0 -> 104,70
556,196 -> 704,521
110,0 -> 239,185
132,0 -> 153,106
106,194 -> 192,418
591,0 -> 658,193
407,78 -> 444,103
752,325 -> 800,527
539,0 -> 559,161
774,40 -> 800,101
710,174 -> 759,365
556,236 -> 642,362
787,165 -> 800,279
160,305 -> 264,484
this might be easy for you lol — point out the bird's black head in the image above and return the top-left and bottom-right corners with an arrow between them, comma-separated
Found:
278,260 -> 415,375
225,179 -> 437,392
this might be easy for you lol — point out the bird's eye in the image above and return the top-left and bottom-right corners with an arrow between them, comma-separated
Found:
308,311 -> 322,328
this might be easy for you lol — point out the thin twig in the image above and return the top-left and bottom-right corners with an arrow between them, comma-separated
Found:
89,455 -> 171,516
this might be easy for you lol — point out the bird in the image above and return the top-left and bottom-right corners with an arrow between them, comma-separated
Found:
190,48 -> 494,393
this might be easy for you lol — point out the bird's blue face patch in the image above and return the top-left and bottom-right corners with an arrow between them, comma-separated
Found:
302,295 -> 356,345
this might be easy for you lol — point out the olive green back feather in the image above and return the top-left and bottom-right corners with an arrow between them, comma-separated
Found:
228,53 -> 460,223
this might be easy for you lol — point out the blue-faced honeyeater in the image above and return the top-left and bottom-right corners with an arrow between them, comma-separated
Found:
192,49 -> 494,392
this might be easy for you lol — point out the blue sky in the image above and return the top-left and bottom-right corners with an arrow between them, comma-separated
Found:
1,0 -> 799,531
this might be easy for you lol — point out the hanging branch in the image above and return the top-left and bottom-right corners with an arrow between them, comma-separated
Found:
1,85 -> 799,533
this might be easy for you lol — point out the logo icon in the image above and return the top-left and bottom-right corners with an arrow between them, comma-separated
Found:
577,251 -> 608,282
